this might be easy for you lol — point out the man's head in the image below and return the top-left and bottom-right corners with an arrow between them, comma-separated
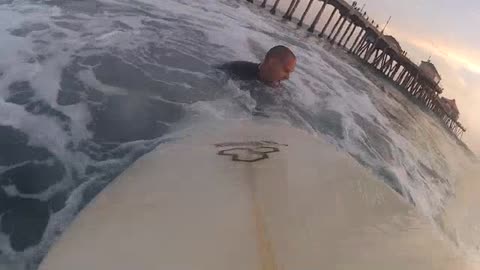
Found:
259,45 -> 296,85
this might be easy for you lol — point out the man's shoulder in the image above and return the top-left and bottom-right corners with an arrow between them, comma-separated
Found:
220,61 -> 259,69
218,61 -> 260,81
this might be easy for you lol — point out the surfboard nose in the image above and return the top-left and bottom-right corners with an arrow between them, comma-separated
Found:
40,120 -> 469,270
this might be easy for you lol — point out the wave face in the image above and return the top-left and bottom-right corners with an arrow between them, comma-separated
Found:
0,0 -> 476,268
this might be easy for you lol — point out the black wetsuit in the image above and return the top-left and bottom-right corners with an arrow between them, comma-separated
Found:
219,61 -> 261,81
219,61 -> 277,114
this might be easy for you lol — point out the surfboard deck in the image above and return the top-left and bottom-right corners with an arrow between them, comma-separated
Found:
40,120 -> 467,270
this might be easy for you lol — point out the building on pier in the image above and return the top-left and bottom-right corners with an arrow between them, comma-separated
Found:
254,0 -> 466,138
440,97 -> 460,121
419,60 -> 441,85
383,36 -> 401,54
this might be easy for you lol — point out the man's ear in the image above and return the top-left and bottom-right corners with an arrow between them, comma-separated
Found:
263,57 -> 272,66
261,58 -> 267,67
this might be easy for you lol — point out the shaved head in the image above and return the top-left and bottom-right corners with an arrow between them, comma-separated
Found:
258,45 -> 296,86
265,45 -> 296,62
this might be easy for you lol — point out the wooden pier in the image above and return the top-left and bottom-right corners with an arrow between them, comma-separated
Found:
248,0 -> 467,138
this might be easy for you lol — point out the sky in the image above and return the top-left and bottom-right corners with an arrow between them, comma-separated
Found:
278,0 -> 479,154
355,0 -> 480,154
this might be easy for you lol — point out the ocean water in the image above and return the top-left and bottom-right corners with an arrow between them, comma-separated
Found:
0,0 -> 477,268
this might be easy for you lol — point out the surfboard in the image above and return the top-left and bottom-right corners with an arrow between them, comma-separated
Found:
39,119 -> 468,270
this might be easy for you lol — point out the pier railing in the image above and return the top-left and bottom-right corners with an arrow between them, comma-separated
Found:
247,0 -> 467,138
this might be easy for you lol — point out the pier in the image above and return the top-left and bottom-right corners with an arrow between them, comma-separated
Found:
249,0 -> 467,138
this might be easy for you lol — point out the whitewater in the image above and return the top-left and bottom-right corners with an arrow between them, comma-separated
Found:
0,0 -> 477,268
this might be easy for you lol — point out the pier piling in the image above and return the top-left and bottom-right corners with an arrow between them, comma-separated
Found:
248,0 -> 466,138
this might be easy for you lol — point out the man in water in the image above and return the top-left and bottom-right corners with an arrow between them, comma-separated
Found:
220,45 -> 296,87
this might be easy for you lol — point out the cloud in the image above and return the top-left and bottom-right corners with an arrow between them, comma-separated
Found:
390,29 -> 480,75
385,28 -> 480,154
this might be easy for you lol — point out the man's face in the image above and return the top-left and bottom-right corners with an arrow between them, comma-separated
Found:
264,56 -> 296,83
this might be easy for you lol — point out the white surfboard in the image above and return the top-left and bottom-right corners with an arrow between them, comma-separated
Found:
40,120 -> 468,270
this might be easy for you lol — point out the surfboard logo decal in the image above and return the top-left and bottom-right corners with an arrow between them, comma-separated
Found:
215,141 -> 287,162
